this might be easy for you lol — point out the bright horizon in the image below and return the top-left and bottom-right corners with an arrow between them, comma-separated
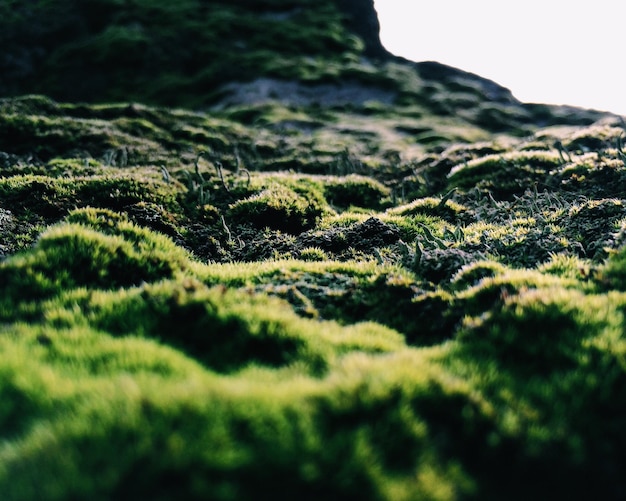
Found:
374,0 -> 626,116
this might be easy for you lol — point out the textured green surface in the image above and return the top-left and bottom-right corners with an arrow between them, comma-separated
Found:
2,1 -> 626,499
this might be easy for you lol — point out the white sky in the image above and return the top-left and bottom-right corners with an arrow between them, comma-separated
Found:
373,0 -> 626,115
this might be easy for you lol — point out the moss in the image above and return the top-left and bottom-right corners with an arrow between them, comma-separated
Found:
0,0 -> 362,107
254,269 -> 423,337
323,174 -> 390,209
596,244 -> 626,291
0,213 -> 192,312
0,174 -> 182,225
566,199 -> 626,253
537,123 -> 624,153
297,216 -> 401,260
414,246 -> 478,284
0,111 -> 165,162
298,246 -> 329,261
0,337 -> 489,501
459,288 -> 613,373
387,196 -> 469,223
3,3 -> 626,497
228,183 -> 324,233
536,253 -> 593,281
450,260 -> 508,290
448,151 -> 562,196
62,280 -> 335,376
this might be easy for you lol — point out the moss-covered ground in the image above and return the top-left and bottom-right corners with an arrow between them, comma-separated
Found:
2,92 -> 626,500
3,1 -> 626,499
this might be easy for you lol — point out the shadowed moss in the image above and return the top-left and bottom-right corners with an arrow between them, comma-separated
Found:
445,287 -> 626,499
0,174 -> 181,219
447,151 -> 562,196
0,0 -> 362,107
596,244 -> 626,292
458,288 -> 618,373
0,108 -> 168,163
52,278 -> 406,373
323,174 -> 390,209
58,280 -> 334,375
405,264 -> 588,346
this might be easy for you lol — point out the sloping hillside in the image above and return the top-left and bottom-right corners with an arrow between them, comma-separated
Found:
1,1 -> 626,499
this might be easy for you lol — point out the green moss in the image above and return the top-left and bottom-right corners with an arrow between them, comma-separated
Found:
459,288 -> 615,373
597,244 -> 626,291
324,174 -> 390,209
448,151 -> 562,196
450,260 -> 508,290
3,3 -> 626,497
0,174 -> 182,223
0,0 -> 362,107
387,196 -> 468,223
0,337 -> 488,501
564,199 -> 626,260
299,246 -> 329,261
0,213 -> 192,314
229,183 -> 324,233
44,158 -> 105,177
0,111 -> 160,162
57,280 -> 336,375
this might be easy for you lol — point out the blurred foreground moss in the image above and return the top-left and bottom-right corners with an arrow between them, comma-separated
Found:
1,204 -> 626,499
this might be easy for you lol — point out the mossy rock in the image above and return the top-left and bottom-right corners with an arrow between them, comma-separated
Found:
0,0 -> 362,107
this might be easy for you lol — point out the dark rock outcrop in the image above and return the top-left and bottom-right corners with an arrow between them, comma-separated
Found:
337,0 -> 389,58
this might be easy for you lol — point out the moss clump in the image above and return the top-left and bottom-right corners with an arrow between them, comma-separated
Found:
564,199 -> 626,260
450,260 -> 508,290
298,246 -> 329,261
596,243 -> 626,291
458,288 -> 617,373
387,195 -> 469,223
0,108 -> 163,162
249,268 -> 424,340
448,151 -> 562,196
0,210 -> 191,311
64,279 -> 336,375
229,183 -> 324,233
0,174 -> 181,221
323,174 -> 390,209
